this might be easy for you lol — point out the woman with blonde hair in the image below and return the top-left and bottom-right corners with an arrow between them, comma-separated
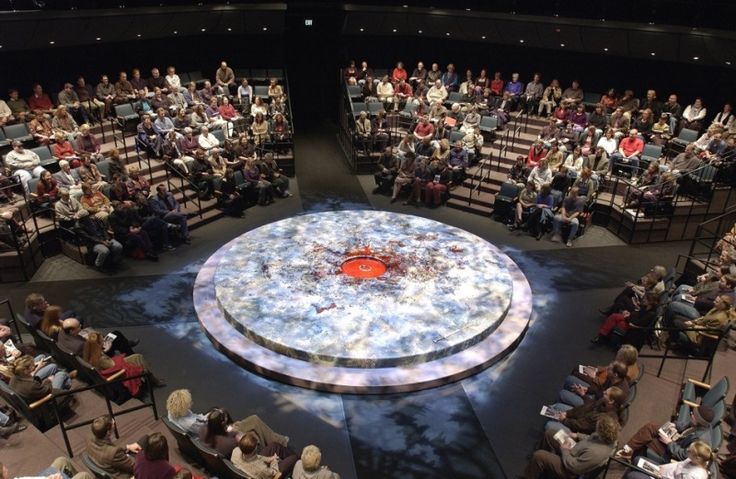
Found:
624,441 -> 713,479
676,295 -> 735,350
166,389 -> 206,434
82,331 -> 165,394
292,445 -> 341,479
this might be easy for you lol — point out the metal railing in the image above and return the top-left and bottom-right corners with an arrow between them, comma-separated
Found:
49,370 -> 159,457
0,298 -> 23,343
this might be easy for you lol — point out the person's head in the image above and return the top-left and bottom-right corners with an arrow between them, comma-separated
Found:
220,61 -> 228,70
204,407 -> 232,442
131,68 -> 141,79
151,67 -> 160,78
595,415 -> 620,444
25,293 -> 47,313
693,97 -> 703,108
687,441 -> 714,468
32,83 -> 43,95
10,355 -> 36,378
166,389 -> 194,418
646,89 -> 656,101
720,273 -> 736,290
525,181 -> 536,192
42,304 -> 62,328
156,184 -> 167,197
576,104 -> 584,113
608,361 -> 628,382
39,170 -> 53,184
713,294 -> 732,311
615,344 -> 638,366
603,386 -> 626,407
144,432 -> 169,461
91,414 -> 114,440
82,331 -> 106,365
300,444 -> 324,472
61,317 -> 81,335
238,431 -> 259,457
81,183 -> 93,197
11,140 -> 23,153
538,158 -> 549,170
446,63 -> 455,72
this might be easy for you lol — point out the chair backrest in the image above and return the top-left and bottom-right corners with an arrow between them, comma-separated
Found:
96,159 -> 112,180
81,452 -> 114,479
187,71 -> 204,82
161,416 -> 203,463
27,178 -> 41,196
250,69 -> 267,81
15,313 -> 50,352
641,144 -> 663,160
74,356 -> 107,385
54,342 -> 81,373
712,424 -> 723,452
267,68 -> 284,80
347,85 -> 362,98
402,101 -> 418,114
254,85 -> 269,98
233,170 -> 245,186
702,377 -> 730,408
114,103 -> 135,118
352,102 -> 367,117
35,329 -> 57,354
212,129 -> 226,146
30,145 -> 53,163
223,458 -> 256,479
678,128 -> 699,143
192,437 -> 231,478
582,92 -> 601,104
447,91 -> 464,104
498,181 -> 520,199
368,102 -> 383,114
480,115 -> 498,130
178,72 -> 191,84
4,122 -> 30,140
0,379 -> 45,430
0,128 -> 7,142
449,130 -> 465,144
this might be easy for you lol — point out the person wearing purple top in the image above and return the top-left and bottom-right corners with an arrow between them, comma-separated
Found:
441,64 -> 459,92
569,104 -> 588,131
448,140 -> 468,184
504,73 -> 524,109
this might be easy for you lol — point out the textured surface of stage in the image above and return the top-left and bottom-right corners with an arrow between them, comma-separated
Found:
194,210 -> 532,393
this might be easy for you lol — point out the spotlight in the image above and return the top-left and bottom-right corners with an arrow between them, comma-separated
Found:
650,52 -> 655,56
359,27 -> 364,32
392,28 -> 397,33
445,32 -> 450,36
604,47 -> 609,51
137,33 -> 142,37
417,30 -> 422,34
727,61 -> 732,65
693,56 -> 699,60
227,27 -> 232,32
173,30 -> 178,34
96,37 -> 101,41
519,39 -> 524,43
481,35 -> 486,39
262,27 -> 268,31
560,43 -> 565,47
201,28 -> 206,32
49,40 -> 55,44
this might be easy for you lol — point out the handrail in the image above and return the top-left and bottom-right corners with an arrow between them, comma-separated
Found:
0,298 -> 22,343
49,370 -> 159,457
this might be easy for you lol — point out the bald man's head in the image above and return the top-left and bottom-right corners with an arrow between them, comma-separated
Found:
62,318 -> 81,333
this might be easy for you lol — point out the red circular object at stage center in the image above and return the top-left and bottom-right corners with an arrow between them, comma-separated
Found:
341,256 -> 388,279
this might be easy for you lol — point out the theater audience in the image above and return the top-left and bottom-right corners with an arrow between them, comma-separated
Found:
199,406 -> 289,457
83,330 -> 165,389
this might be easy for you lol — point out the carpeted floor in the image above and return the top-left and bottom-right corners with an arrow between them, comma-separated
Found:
2,122 -> 711,479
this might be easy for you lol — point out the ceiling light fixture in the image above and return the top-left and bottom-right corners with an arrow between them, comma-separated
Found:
49,40 -> 55,44
96,37 -> 101,41
560,43 -> 565,47
137,33 -> 142,37
262,27 -> 268,31
604,47 -> 609,51
227,27 -> 232,32
173,30 -> 178,34
519,39 -> 524,43
392,28 -> 397,32
445,32 -> 450,36
727,61 -> 732,65
201,28 -> 206,32
650,52 -> 656,56
359,27 -> 364,32
481,35 -> 486,39
693,56 -> 699,60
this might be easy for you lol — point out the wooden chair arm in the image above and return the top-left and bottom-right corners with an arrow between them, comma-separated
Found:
686,378 -> 711,389
105,369 -> 126,382
699,332 -> 719,340
29,393 -> 54,409
682,399 -> 700,408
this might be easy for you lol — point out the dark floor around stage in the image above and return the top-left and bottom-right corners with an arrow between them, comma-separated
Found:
3,121 -> 694,479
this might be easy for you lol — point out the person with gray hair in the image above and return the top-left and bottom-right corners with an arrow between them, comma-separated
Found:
53,160 -> 82,192
54,188 -> 88,223
292,445 -> 341,479
4,140 -> 45,193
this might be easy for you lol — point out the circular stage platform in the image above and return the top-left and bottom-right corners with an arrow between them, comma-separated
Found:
194,211 -> 532,393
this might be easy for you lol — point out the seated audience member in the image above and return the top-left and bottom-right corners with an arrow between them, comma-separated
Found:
560,360 -> 630,407
610,129 -> 644,178
215,61 -> 236,94
86,414 -> 140,478
624,441 -> 713,479
78,154 -> 108,192
504,73 -> 523,106
189,150 -> 215,199
668,144 -> 702,176
28,83 -> 56,116
609,108 -> 631,138
161,130 -> 191,174
174,109 -> 191,133
34,170 -> 59,209
391,152 -> 417,203
711,103 -> 733,131
244,158 -> 273,206
183,82 -> 201,107
0,458 -> 93,479
107,150 -> 129,181
615,406 -> 714,463
573,168 -> 596,198
538,79 -> 562,117
199,407 -> 290,457
165,66 -> 184,93
237,79 -> 253,107
129,68 -> 147,95
551,187 -> 586,247
579,126 -> 601,157
560,80 -> 584,108
80,182 -> 113,224
217,168 -> 246,217
292,444 -> 341,479
618,90 -> 640,114
550,167 -> 572,204
665,274 -> 736,325
448,140 -> 468,184
137,114 -> 164,158
52,132 -> 80,166
6,88 -> 31,121
525,184 -> 555,239
673,295 -> 734,352
568,105 -> 588,132
83,331 -> 164,390
54,188 -> 88,226
268,78 -> 284,101
426,80 -> 448,105
680,98 -> 707,132
231,431 -> 299,479
528,158 -> 553,189
373,147 -> 398,194
149,184 -> 190,242
585,146 -> 610,179
527,141 -> 547,169
251,96 -> 268,118
9,354 -> 72,400
76,123 -> 104,161
509,181 -> 537,231
58,82 -> 90,125
563,146 -> 586,177
134,432 -> 176,479
126,167 -> 151,197
95,75 -> 115,117
545,386 -> 626,436
29,113 -> 54,144
150,88 -> 171,112
519,73 -> 543,114
523,416 -> 619,479
23,293 -> 50,328
113,72 -> 136,104
596,128 -> 618,157
259,153 -> 291,198
591,292 -> 659,345
75,215 -> 124,270
588,105 -> 608,131
166,389 -> 206,434
634,108 -> 655,138
5,140 -> 45,193
441,63 -> 459,92
147,68 -> 169,94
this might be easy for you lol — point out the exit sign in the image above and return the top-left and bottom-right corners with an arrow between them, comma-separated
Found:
305,18 -> 313,26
